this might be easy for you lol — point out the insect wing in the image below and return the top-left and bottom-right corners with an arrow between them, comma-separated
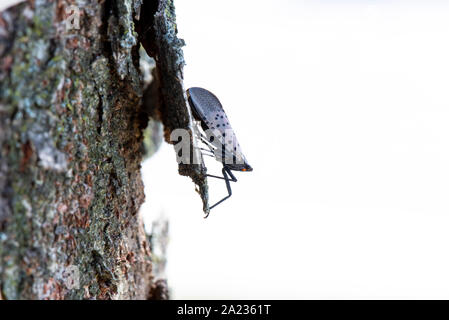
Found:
187,87 -> 223,123
206,128 -> 246,165
187,87 -> 247,166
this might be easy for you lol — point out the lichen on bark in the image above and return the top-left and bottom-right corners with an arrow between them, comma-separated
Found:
138,0 -> 210,215
0,0 -> 205,300
0,0 -> 154,299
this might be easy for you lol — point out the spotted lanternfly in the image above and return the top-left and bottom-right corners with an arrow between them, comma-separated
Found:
187,87 -> 253,213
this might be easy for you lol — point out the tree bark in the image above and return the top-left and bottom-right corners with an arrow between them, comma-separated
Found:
0,0 -> 185,299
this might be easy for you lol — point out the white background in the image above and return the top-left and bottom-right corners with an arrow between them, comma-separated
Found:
2,0 -> 449,299
142,0 -> 449,299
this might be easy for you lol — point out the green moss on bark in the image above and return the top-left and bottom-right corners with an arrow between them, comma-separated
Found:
0,0 -> 156,299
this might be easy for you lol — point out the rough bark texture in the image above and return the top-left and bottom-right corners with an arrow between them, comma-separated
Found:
138,0 -> 209,214
0,0 -> 182,300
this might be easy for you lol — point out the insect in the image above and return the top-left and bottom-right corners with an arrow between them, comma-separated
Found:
186,87 -> 253,214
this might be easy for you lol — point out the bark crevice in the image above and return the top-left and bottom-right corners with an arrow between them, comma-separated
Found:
0,0 -> 167,300
137,0 -> 210,215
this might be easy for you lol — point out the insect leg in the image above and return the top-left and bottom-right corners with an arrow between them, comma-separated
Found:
195,128 -> 220,151
200,153 -> 215,158
199,147 -> 213,153
224,166 -> 237,182
195,147 -> 214,155
209,167 -> 237,210
193,123 -> 215,149
206,165 -> 237,182
206,173 -> 237,182
200,154 -> 215,158
197,131 -> 208,140
207,173 -> 234,180
200,136 -> 216,150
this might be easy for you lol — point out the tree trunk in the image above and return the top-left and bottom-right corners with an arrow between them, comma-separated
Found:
0,0 -> 190,299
